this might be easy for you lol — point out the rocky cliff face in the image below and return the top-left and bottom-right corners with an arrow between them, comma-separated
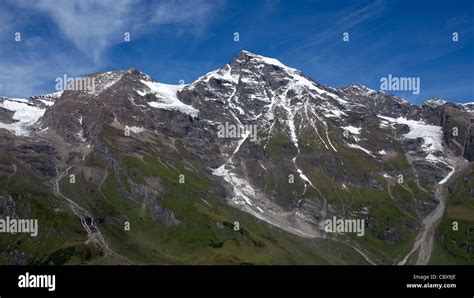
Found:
0,51 -> 472,265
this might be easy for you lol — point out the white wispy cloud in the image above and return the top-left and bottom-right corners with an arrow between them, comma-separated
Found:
0,52 -> 92,97
152,0 -> 221,27
335,0 -> 386,29
302,0 -> 387,49
30,0 -> 136,62
18,0 -> 222,62
0,0 -> 223,97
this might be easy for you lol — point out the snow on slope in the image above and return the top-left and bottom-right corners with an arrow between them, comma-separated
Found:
138,80 -> 199,117
423,98 -> 447,108
347,143 -> 375,157
425,153 -> 456,185
378,115 -> 443,152
346,83 -> 378,97
0,99 -> 46,136
91,71 -> 125,94
213,164 -> 256,207
243,51 -> 348,105
128,126 -> 145,133
240,50 -> 296,71
342,125 -> 361,135
462,102 -> 474,113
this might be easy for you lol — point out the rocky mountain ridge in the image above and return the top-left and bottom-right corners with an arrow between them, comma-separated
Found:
0,50 -> 472,265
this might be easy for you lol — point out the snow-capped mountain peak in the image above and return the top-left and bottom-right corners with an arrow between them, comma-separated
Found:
0,51 -> 472,267
423,97 -> 447,108
342,83 -> 378,97
461,102 -> 474,113
236,50 -> 297,71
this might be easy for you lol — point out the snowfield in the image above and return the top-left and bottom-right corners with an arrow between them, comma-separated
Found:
378,115 -> 443,152
0,99 -> 46,136
139,80 -> 199,118
342,125 -> 361,135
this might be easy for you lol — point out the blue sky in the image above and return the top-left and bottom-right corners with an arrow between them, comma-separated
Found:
0,0 -> 473,103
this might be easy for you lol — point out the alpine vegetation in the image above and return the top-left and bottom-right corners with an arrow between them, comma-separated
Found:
0,51 -> 472,267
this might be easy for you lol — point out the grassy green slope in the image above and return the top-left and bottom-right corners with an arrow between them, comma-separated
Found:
0,154 -> 101,265
430,165 -> 474,264
58,125 -> 371,264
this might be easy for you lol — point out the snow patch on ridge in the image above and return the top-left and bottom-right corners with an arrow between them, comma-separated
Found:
423,98 -> 447,108
129,126 -> 145,134
342,126 -> 361,135
0,99 -> 45,136
241,50 -> 295,71
345,84 -> 377,97
92,71 -> 125,94
378,115 -> 443,153
139,80 -> 199,117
